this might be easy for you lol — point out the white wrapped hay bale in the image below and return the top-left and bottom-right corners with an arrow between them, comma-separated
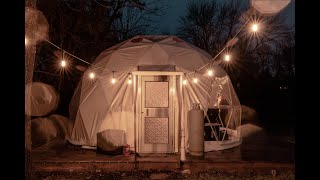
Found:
25,82 -> 59,117
49,114 -> 73,139
31,114 -> 72,148
251,0 -> 291,15
238,124 -> 266,138
241,105 -> 258,124
31,116 -> 57,148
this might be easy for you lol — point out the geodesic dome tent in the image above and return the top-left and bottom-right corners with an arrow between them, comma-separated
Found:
69,35 -> 242,153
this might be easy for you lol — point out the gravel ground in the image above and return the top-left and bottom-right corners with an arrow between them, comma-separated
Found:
35,169 -> 295,180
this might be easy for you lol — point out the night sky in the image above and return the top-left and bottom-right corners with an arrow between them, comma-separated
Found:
156,0 -> 295,34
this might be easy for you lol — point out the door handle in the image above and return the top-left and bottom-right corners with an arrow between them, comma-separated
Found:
142,109 -> 149,115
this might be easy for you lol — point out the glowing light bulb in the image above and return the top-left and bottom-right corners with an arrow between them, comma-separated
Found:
225,54 -> 231,61
183,79 -> 187,85
252,24 -> 258,32
61,60 -> 66,67
193,78 -> 198,83
128,78 -> 132,84
25,37 -> 28,46
207,70 -> 213,76
89,72 -> 95,79
111,78 -> 116,84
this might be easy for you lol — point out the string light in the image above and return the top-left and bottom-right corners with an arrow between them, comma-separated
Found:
60,51 -> 67,67
193,78 -> 198,83
89,72 -> 95,79
224,54 -> 231,62
252,23 -> 258,32
128,74 -> 132,84
61,60 -> 66,67
111,77 -> 116,84
111,71 -> 116,84
25,36 -> 28,46
183,79 -> 187,85
207,70 -> 213,76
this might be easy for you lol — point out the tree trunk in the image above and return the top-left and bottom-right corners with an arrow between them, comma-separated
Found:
25,0 -> 36,179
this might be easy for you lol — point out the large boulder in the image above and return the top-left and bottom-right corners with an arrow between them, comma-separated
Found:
97,129 -> 126,155
31,114 -> 72,148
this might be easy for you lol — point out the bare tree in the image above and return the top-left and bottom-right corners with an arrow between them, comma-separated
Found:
113,0 -> 168,41
177,0 -> 293,80
269,31 -> 295,79
38,0 -> 131,62
37,0 -> 167,63
178,0 -> 246,55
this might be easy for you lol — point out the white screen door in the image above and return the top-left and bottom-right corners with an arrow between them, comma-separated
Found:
139,75 -> 174,153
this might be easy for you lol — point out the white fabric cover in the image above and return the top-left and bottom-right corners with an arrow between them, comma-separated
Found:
97,129 -> 126,151
25,82 -> 59,116
69,35 -> 241,151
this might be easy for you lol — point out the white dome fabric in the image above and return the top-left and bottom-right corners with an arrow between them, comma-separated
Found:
69,35 -> 241,151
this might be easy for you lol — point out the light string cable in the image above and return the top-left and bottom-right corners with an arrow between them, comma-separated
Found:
37,34 -> 91,65
34,33 -> 120,76
186,17 -> 252,75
